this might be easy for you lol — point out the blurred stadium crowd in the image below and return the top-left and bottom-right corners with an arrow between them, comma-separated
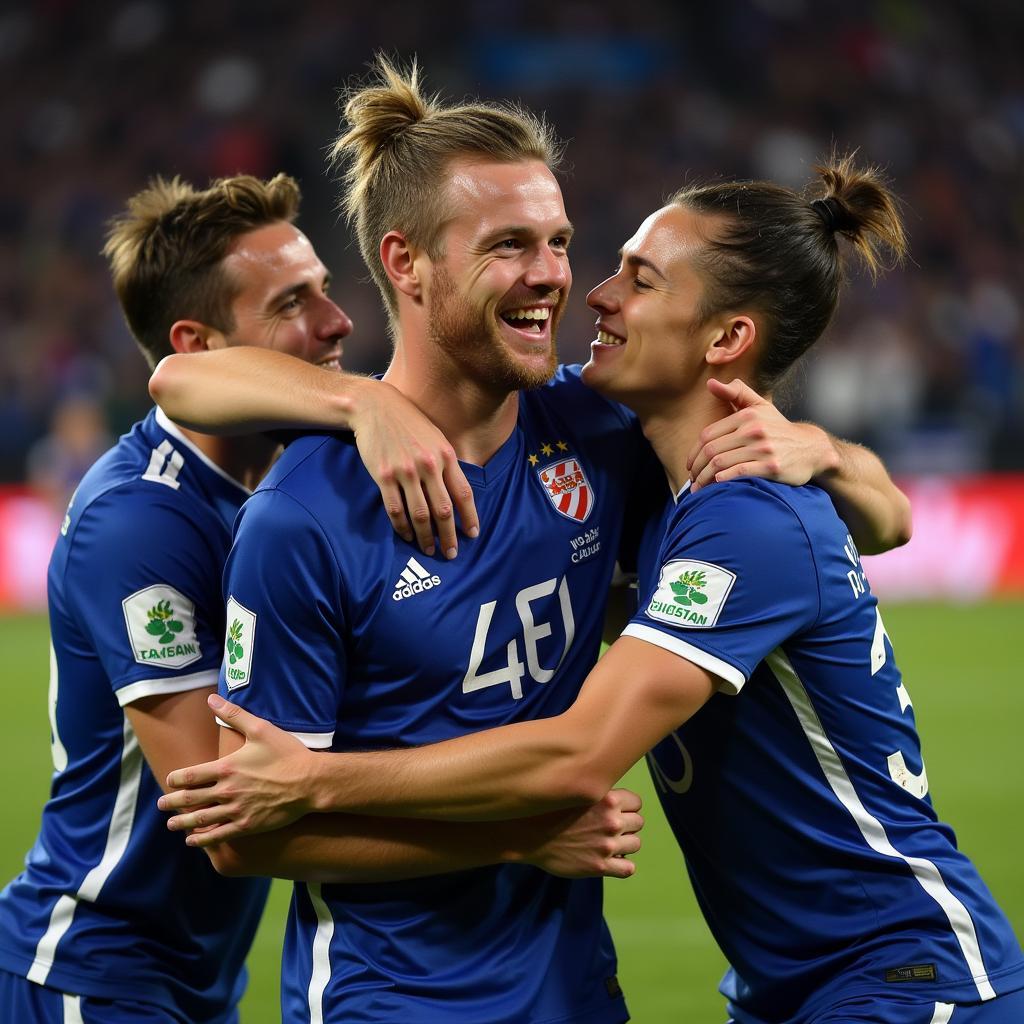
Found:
2,0 -> 1022,500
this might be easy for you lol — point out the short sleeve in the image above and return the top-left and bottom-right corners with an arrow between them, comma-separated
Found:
62,488 -> 226,706
219,488 -> 346,749
623,484 -> 821,694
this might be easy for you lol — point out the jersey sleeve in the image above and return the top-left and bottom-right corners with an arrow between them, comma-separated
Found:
623,483 -> 821,694
61,487 -> 226,706
219,487 -> 346,749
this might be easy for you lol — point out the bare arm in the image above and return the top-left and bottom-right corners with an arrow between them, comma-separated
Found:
125,686 -> 219,795
162,639 -> 711,828
196,720 -> 642,881
687,378 -> 911,555
149,348 -> 478,557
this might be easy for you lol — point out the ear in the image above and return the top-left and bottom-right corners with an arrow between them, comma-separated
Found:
168,320 -> 224,354
380,231 -> 425,302
705,314 -> 757,367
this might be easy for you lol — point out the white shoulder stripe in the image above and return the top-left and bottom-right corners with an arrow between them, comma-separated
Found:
141,440 -> 183,490
28,719 -> 144,985
306,882 -> 335,1024
766,648 -> 996,1002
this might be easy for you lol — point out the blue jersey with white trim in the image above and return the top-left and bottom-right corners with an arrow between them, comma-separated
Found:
627,479 -> 1024,1021
221,365 -> 643,1024
0,408 -> 268,1021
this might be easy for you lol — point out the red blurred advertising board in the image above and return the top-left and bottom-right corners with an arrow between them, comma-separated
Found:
2,477 -> 1024,611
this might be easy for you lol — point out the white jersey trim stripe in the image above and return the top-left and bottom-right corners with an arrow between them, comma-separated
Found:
622,623 -> 746,694
766,648 -> 996,1002
929,1004 -> 955,1024
28,719 -> 144,985
62,993 -> 84,1024
116,669 -> 219,707
290,730 -> 334,750
154,407 -> 252,496
306,882 -> 335,1024
215,718 -> 335,750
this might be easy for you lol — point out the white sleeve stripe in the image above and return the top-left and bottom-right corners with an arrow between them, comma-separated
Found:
766,648 -> 995,1002
214,718 -> 335,750
116,670 -> 219,706
621,623 -> 747,694
290,730 -> 335,750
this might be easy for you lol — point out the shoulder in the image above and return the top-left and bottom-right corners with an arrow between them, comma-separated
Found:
662,480 -> 824,580
261,432 -> 367,501
677,479 -> 828,538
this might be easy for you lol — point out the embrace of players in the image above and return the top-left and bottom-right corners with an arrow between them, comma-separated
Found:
2,51 -> 1019,1024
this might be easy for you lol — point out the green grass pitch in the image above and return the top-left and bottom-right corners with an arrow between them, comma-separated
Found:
1,604 -> 1021,1022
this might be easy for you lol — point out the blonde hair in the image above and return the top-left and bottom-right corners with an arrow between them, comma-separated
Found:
103,174 -> 301,368
331,55 -> 563,320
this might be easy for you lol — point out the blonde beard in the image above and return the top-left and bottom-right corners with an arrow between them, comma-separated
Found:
427,267 -> 559,394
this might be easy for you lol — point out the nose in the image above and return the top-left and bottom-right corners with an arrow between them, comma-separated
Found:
524,244 -> 570,293
586,274 -> 618,315
319,296 -> 354,340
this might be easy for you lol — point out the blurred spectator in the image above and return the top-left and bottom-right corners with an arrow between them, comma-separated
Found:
1,0 -> 1022,478
26,395 -> 112,516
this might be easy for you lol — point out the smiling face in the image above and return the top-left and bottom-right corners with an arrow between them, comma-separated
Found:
217,221 -> 353,370
582,204 -> 728,409
423,158 -> 573,392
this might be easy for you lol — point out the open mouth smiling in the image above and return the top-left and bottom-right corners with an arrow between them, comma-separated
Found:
595,328 -> 625,347
500,306 -> 552,335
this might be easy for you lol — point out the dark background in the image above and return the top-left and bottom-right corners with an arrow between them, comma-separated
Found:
3,0 -> 1022,488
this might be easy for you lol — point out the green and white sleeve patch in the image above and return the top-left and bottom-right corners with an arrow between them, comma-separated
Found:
224,596 -> 257,690
122,584 -> 202,668
645,559 -> 736,629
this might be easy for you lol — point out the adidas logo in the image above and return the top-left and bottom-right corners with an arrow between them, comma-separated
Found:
392,557 -> 442,602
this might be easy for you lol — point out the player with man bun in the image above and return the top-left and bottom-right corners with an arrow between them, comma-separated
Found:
154,60 -> 917,1022
200,155 -> 1024,1022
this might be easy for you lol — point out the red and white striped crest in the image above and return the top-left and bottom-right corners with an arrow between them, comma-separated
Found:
537,458 -> 594,522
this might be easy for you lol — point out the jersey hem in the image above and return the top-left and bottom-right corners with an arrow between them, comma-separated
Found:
116,669 -> 219,706
788,962 -> 1024,1022
622,622 -> 746,693
0,946 -> 231,1018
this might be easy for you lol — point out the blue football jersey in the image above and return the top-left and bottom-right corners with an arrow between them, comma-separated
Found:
0,409 -> 269,1021
626,479 -> 1024,1021
220,366 -> 646,1024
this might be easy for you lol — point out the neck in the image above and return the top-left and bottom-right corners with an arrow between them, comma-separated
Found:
172,424 -> 280,491
383,337 -> 520,467
635,382 -> 735,496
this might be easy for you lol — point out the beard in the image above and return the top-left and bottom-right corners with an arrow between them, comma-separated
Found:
427,266 -> 561,394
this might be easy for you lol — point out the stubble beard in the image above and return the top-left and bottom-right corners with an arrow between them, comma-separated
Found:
427,267 -> 560,394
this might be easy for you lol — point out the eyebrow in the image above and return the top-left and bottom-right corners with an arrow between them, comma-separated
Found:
266,272 -> 331,311
621,251 -> 667,281
482,222 -> 575,243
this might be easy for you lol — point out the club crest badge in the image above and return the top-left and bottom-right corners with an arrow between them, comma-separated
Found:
537,457 -> 594,522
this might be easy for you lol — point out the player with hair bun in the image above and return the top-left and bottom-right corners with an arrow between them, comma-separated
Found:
156,57 -> 922,1022
176,155 -> 1023,1022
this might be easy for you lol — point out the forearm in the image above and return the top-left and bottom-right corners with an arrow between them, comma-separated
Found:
149,348 -> 377,434
815,435 -> 912,555
306,717 -> 605,822
209,812 -> 528,882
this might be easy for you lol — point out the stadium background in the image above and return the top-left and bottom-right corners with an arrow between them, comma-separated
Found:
1,1 -> 1021,1020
